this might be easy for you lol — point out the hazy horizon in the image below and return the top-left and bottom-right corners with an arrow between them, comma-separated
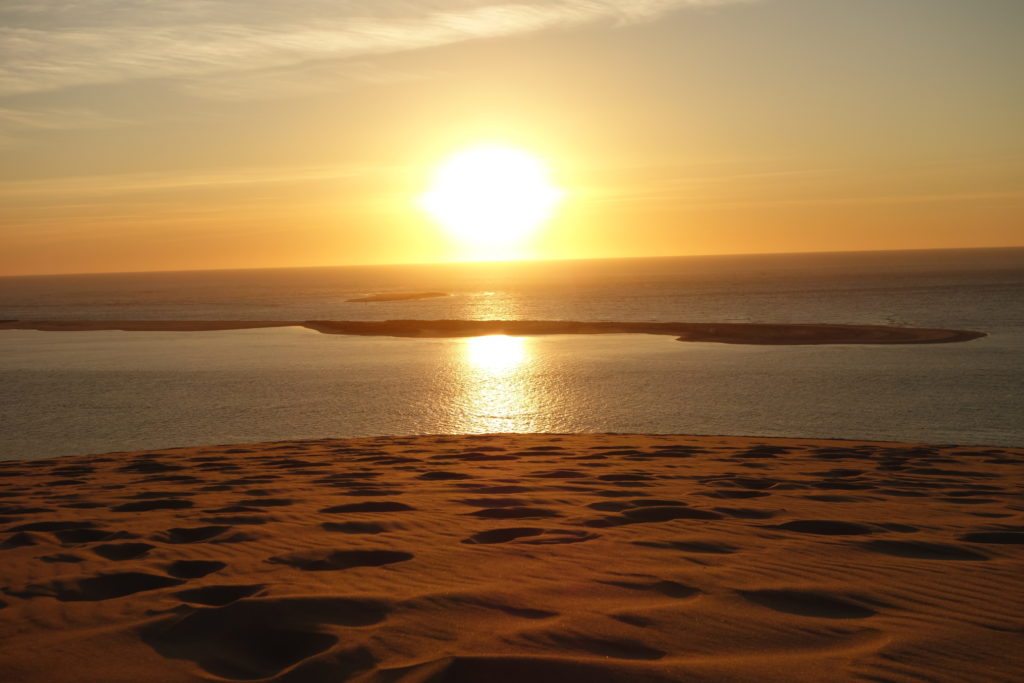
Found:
4,244 -> 1023,280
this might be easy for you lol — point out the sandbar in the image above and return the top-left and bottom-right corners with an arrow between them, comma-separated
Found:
0,319 -> 987,345
345,292 -> 449,303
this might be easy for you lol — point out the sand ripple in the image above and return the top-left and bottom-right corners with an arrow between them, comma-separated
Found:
0,433 -> 1021,681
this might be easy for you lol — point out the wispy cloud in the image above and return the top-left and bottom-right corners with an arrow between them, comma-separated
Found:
0,164 -> 363,202
0,1 -> 753,97
178,60 -> 433,102
0,105 -> 135,146
0,105 -> 132,128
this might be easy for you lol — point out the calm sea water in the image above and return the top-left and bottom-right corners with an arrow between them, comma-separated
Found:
2,248 -> 1022,459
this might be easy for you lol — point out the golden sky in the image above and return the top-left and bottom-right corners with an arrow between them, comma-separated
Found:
1,0 -> 1022,275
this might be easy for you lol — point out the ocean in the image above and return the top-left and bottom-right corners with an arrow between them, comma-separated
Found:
2,248 -> 1022,460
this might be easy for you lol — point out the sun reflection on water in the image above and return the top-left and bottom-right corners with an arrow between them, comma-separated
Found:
458,335 -> 537,432
465,334 -> 527,372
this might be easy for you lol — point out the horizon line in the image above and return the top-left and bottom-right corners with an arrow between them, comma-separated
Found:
4,243 -> 1023,279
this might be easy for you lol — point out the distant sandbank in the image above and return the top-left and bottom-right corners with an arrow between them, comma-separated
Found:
0,319 -> 986,345
0,433 -> 1021,681
345,292 -> 448,303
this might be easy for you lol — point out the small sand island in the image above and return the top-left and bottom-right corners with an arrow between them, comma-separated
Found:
0,433 -> 1021,681
345,292 -> 449,303
0,319 -> 986,345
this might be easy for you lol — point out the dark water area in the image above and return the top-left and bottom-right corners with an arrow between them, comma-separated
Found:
3,247 -> 1023,332
2,248 -> 1022,459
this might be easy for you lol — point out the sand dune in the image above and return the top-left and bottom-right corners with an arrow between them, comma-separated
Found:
0,433 -> 1021,681
0,319 -> 986,345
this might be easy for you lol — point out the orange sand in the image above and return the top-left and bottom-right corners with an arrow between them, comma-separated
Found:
0,433 -> 1021,682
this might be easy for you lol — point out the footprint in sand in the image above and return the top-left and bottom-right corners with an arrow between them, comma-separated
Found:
529,469 -> 588,479
174,584 -> 265,607
55,527 -> 137,544
455,453 -> 519,462
117,460 -> 186,475
6,520 -> 96,533
1,532 -> 42,549
337,487 -> 405,497
584,504 -> 722,528
597,579 -> 700,599
516,628 -> 666,661
457,497 -> 529,508
622,506 -> 723,522
158,526 -> 232,544
468,507 -> 561,520
200,515 -> 270,525
322,521 -> 388,534
589,448 -> 648,457
738,445 -> 789,459
123,490 -> 197,499
60,501 -> 106,509
456,598 -> 557,619
317,473 -> 383,486
739,589 -> 877,619
0,505 -> 52,515
713,507 -> 776,519
775,520 -> 874,535
92,542 -> 156,560
39,553 -> 85,563
588,501 -> 633,512
702,490 -> 770,499
320,502 -> 414,513
235,497 -> 294,508
111,499 -> 194,512
165,560 -> 227,579
860,539 -> 988,561
140,596 -> 385,680
590,489 -> 642,499
463,527 -> 598,545
633,540 -> 739,554
416,471 -> 472,481
26,572 -> 184,601
596,474 -> 653,486
960,531 -> 1024,544
461,485 -> 530,495
268,549 -> 413,571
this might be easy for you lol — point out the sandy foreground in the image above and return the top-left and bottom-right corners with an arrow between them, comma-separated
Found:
0,433 -> 1021,682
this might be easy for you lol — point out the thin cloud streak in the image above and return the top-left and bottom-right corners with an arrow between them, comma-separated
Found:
0,165 -> 367,201
0,1 -> 754,97
0,105 -> 136,147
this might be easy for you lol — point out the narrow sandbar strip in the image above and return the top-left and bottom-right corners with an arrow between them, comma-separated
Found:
345,292 -> 449,302
0,319 -> 986,345
0,320 -> 295,332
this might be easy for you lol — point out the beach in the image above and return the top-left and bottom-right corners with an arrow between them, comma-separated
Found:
1,433 -> 1021,682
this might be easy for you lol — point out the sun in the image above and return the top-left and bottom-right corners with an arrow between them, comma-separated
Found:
418,145 -> 563,256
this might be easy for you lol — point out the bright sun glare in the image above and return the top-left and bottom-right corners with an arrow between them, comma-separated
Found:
419,145 -> 563,255
464,334 -> 527,373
